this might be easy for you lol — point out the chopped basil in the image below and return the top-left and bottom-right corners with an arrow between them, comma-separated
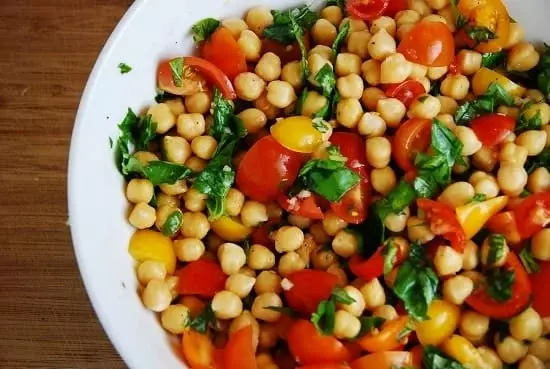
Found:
396,319 -> 414,341
124,157 -> 194,185
465,26 -> 496,45
313,63 -> 339,120
382,239 -> 398,275
423,345 -> 466,369
331,287 -> 356,304
312,117 -> 330,133
295,87 -> 309,114
486,267 -> 515,302
520,189 -> 532,198
331,21 -> 350,63
470,193 -> 487,203
487,234 -> 506,266
191,18 -> 220,43
265,306 -> 297,317
520,246 -> 540,274
481,52 -> 507,69
149,190 -> 158,208
374,180 -> 416,222
418,95 -> 429,103
118,62 -> 132,74
188,303 -> 216,333
517,102 -> 542,132
311,287 -> 355,334
161,210 -> 183,236
525,148 -> 550,174
169,57 -> 185,88
357,316 -> 385,338
455,82 -> 513,125
154,89 -> 179,103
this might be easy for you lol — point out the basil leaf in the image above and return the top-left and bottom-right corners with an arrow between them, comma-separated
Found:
431,119 -> 464,166
374,180 -> 416,222
154,89 -> 179,103
169,57 -> 185,88
124,157 -> 194,185
357,316 -> 385,338
295,87 -> 309,114
331,21 -> 350,62
538,70 -> 550,98
382,239 -> 398,275
209,89 -> 247,143
487,83 -> 514,106
520,246 -> 540,274
265,306 -> 297,317
191,18 -> 220,43
470,193 -> 487,203
487,234 -> 506,266
161,210 -> 183,236
423,345 -> 466,369
517,102 -> 542,132
486,267 -> 515,302
465,26 -> 496,45
118,62 -> 132,74
311,300 -> 336,335
455,82 -> 513,125
315,64 -> 337,99
188,304 -> 216,333
481,52 -> 507,68
525,148 -> 550,174
331,287 -> 355,305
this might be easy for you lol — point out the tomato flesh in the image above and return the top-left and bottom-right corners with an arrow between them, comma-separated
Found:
470,113 -> 515,147
357,316 -> 410,352
201,27 -> 247,81
486,211 -> 522,245
398,21 -> 455,67
417,199 -> 467,252
224,326 -> 257,369
351,351 -> 413,369
347,0 -> 390,21
278,194 -> 325,220
512,192 -> 550,239
284,270 -> 339,313
176,259 -> 227,298
384,0 -> 408,16
393,118 -> 432,172
530,261 -> 550,318
384,80 -> 426,107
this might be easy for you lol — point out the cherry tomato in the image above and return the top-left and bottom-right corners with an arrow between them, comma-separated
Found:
472,68 -> 525,97
457,0 -> 510,52
271,116 -> 324,154
398,21 -> 455,67
392,118 -> 432,172
417,199 -> 467,252
262,37 -> 310,64
250,220 -> 277,248
299,366 -> 350,369
351,351 -> 413,369
347,0 -> 390,20
236,135 -> 303,202
448,56 -> 461,75
201,27 -> 247,81
349,242 -> 407,281
284,270 -> 339,314
384,0 -> 408,16
410,345 -> 424,369
224,326 -> 257,369
278,194 -> 325,220
176,259 -> 227,298
512,192 -> 550,239
182,330 -> 216,369
530,261 -> 550,317
288,320 -> 351,365
470,113 -> 515,147
466,252 -> 532,319
486,211 -> 522,245
383,80 -> 426,107
357,316 -> 410,352
415,300 -> 460,346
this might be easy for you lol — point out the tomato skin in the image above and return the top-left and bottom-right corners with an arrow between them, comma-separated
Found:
417,199 -> 467,252
351,351 -> 413,369
357,316 -> 410,352
250,220 -> 277,248
466,252 -> 532,319
384,80 -> 426,107
288,320 -> 351,365
201,27 -> 247,81
176,259 -> 227,298
182,330 -> 216,369
347,0 -> 390,21
236,135 -> 303,202
470,114 -> 515,147
224,326 -> 257,369
393,118 -> 432,172
278,194 -> 325,220
298,366 -> 350,369
486,211 -> 522,245
349,242 -> 407,281
384,0 -> 408,16
271,116 -> 324,154
415,300 -> 460,346
530,261 -> 550,318
398,21 -> 455,67
284,270 -> 339,313
512,192 -> 550,239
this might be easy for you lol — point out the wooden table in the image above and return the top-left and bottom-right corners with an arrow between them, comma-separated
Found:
0,1 -> 132,367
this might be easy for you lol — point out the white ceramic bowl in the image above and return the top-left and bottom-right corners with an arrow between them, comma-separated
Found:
68,0 -> 550,367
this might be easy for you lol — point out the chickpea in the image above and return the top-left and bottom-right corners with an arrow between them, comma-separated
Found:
460,310 -> 490,343
336,73 -> 364,100
438,182 -> 475,208
360,278 -> 386,310
408,94 -> 441,119
255,52 -> 281,82
271,226 -> 303,254
347,30 -> 372,59
211,290 -> 243,319
510,307 -> 543,342
504,22 -> 525,49
309,223 -> 330,246
384,207 -> 410,233
244,6 -> 273,36
421,14 -> 448,24
462,240 -> 479,270
472,146 -> 498,172
225,273 -> 256,299
500,142 -> 529,166
361,87 -> 384,110
217,243 -> 246,275
371,167 -> 397,195
164,99 -> 185,116
532,229 -> 550,261
508,42 -> 540,72
377,98 -> 406,128
476,347 -> 503,369
173,238 -> 204,262
438,96 -> 458,115
519,355 -> 545,369
371,16 -> 397,37
278,251 -> 306,277
240,201 -> 267,228
138,260 -> 167,285
129,202 -> 156,229
165,276 -> 179,299
234,72 -> 266,101
160,304 -> 190,334
180,211 -> 209,239
142,279 -> 172,312
255,92 -> 281,120
254,271 -> 281,295
236,29 -> 261,61
312,18 -> 338,46
373,305 -> 398,321
454,49 -> 482,76
221,18 -> 248,39
357,113 -> 385,138
424,0 -> 449,9
163,135 -> 192,164
190,135 -> 217,160
525,89 -> 546,103
220,188 -> 244,217
330,230 -> 357,258
184,92 -> 210,115
528,168 -> 550,193
322,212 -> 347,237
470,173 -> 500,199
181,188 -> 205,212
437,5 -> 456,31
335,285 -> 364,317
333,310 -> 361,339
453,156 -> 470,175
280,61 -> 303,90
361,59 -> 381,86
309,54 -> 333,84
126,179 -> 154,204
441,74 -> 470,100
407,216 -> 435,244
496,335 -> 529,364
176,113 -> 205,140
529,338 -> 550,362
516,130 -> 547,156
335,98 -> 362,128
427,65 -> 448,80
368,29 -> 397,61
265,80 -> 296,109
380,53 -> 412,84
434,245 -> 463,276
366,136 -> 392,168
523,103 -> 550,126
236,110 -> 266,137
300,90 -> 327,117
409,0 -> 432,15
321,5 -> 343,25
247,244 -> 275,271
443,275 -> 473,305
264,202 -> 281,220
133,151 -> 159,165
147,103 -> 176,134
498,165 -> 528,197
252,293 -> 282,322
335,53 -> 362,76
309,45 -> 333,61
395,10 -> 421,26
311,246 -> 338,271
159,179 -> 188,196
396,23 -> 415,41
288,214 -> 312,230
341,17 -> 368,33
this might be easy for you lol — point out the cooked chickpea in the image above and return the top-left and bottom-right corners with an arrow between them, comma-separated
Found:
320,5 -> 343,25
138,260 -> 167,285
181,211 -> 209,239
460,310 -> 490,343
508,42 -> 540,72
358,112 -> 386,138
377,98 -> 406,128
126,179 -> 154,204
133,151 -> 159,165
309,45 -> 333,61
529,338 -> 550,362
159,179 -> 188,196
184,92 -> 210,114
160,304 -> 190,334
362,87 -> 386,110
407,216 -> 435,244
421,14 -> 448,24
176,113 -> 205,140
384,207 -> 410,233
301,90 -> 328,117
476,347 -> 502,369
462,240 -> 479,270
361,59 -> 381,86
523,103 -> 550,126
441,74 -> 470,100
434,245 -> 463,276
234,72 -> 266,101
525,89 -> 546,103
438,96 -> 459,115
443,275 -> 473,305
257,323 -> 279,350
497,165 -> 528,197
148,103 -> 176,134
237,29 -> 262,62
395,10 -> 421,26
288,214 -> 312,230
255,92 -> 281,120
371,167 -> 397,195
368,30 -> 397,61
217,243 -> 246,275
254,271 -> 281,295
225,273 -> 256,299
425,0 -> 449,9
322,211 -> 348,236
244,6 -> 273,36
174,238 -> 205,262
409,0 -> 431,15
437,5 -> 455,31
142,279 -> 172,312
370,16 -> 396,37
240,201 -> 268,228
222,188 -> 244,217
221,18 -> 248,39
255,52 -> 281,82
380,53 -> 412,84
396,23 -> 415,40
342,17 -> 367,32
500,142 -> 529,166
366,136 -> 392,168
519,355 -> 545,369
360,278 -> 385,310
516,130 -> 547,156
331,230 -> 358,258
190,135 -> 217,160
438,182 -> 475,208
309,54 -> 333,84
335,98 -> 363,128
163,135 -> 192,164
248,244 -> 276,271
408,94 -> 441,119
312,18 -> 338,46
336,73 -> 364,99
373,305 -> 398,321
129,202 -> 156,229
311,245 -> 338,270
347,30 -> 371,59
528,168 -> 550,193
496,335 -> 529,364
278,62 -> 303,91
273,226 -> 304,253
338,285 -> 365,317
427,65 -> 448,80
310,222 -> 331,245
185,156 -> 207,172
472,146 -> 498,172
455,49 -> 482,76
531,229 -> 550,261
238,108 -> 267,134
335,53 -> 361,77
181,188 -> 205,212
333,310 -> 361,339
164,99 -> 185,116
278,251 -> 306,277
510,307 -> 543,342
211,290 -> 243,319
252,293 -> 282,322
266,80 -> 297,109
502,21 -> 524,48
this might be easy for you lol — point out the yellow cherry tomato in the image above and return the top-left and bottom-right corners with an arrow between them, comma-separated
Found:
456,196 -> 509,239
270,116 -> 324,153
416,300 -> 460,346
128,230 -> 176,274
472,68 -> 526,97
210,216 -> 251,242
442,335 -> 489,369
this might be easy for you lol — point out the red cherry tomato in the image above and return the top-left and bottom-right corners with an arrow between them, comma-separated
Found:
349,242 -> 407,281
384,0 -> 408,16
384,80 -> 426,107
512,192 -> 550,239
417,199 -> 467,252
250,220 -> 277,248
278,194 -> 325,220
487,211 -> 522,245
470,113 -> 516,147
351,351 -> 414,369
466,252 -> 532,319
262,37 -> 310,64
288,320 -> 351,365
236,135 -> 303,202
224,325 -> 257,369
530,261 -> 550,318
448,55 -> 461,74
347,0 -> 390,21
201,27 -> 247,81
329,132 -> 370,224
398,21 -> 455,67
392,118 -> 432,172
284,270 -> 339,314
176,259 -> 227,298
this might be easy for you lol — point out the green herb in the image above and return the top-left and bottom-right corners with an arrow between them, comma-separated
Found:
517,102 -> 542,132
124,157 -> 194,185
481,52 -> 507,68
455,82 -> 513,125
314,63 -> 337,117
520,246 -> 540,274
382,239 -> 398,275
487,234 -> 506,266
169,57 -> 185,88
486,267 -> 515,302
396,319 -> 414,341
520,189 -> 531,198
470,193 -> 487,203
154,89 -> 179,103
312,117 -> 330,133
191,18 -> 220,43
295,87 -> 309,114
311,299 -> 336,335
525,148 -> 550,174
188,304 -> 216,333
429,80 -> 441,96
162,210 -> 183,236
423,345 -> 466,369
418,95 -> 429,103
374,180 -> 416,223
266,306 -> 297,317
464,26 -> 496,45
118,63 -> 132,74
331,21 -> 350,63
149,190 -> 158,208
357,316 -> 385,338
393,242 -> 439,320
331,287 -> 356,304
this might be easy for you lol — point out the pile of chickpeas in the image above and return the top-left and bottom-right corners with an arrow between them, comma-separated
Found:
122,1 -> 550,368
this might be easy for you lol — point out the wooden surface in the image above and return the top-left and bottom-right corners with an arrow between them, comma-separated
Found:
0,1 -> 132,367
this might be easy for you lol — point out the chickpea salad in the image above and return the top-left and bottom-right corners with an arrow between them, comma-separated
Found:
112,0 -> 550,368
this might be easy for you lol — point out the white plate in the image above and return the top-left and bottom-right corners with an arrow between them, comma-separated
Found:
68,0 -> 550,368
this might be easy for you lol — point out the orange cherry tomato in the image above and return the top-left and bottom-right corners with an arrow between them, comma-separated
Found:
176,259 -> 227,298
470,113 -> 515,147
357,316 -> 410,352
410,345 -> 424,369
530,261 -> 550,318
201,27 -> 247,80
288,320 -> 351,366
347,0 -> 390,21
392,118 -> 432,172
398,21 -> 455,67
278,194 -> 325,220
486,211 -> 522,245
284,270 -> 339,314
512,192 -> 550,239
384,80 -> 426,107
182,330 -> 216,369
350,351 -> 413,369
417,199 -> 467,252
224,326 -> 257,369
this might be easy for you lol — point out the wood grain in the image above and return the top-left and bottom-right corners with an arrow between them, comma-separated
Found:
0,1 -> 132,367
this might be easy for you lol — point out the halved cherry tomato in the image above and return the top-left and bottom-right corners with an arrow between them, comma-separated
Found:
236,135 -> 303,202
384,0 -> 408,16
224,326 -> 257,369
512,192 -> 550,239
384,80 -> 426,107
398,21 -> 455,67
262,37 -> 309,64
393,118 -> 432,172
288,320 -> 351,365
284,270 -> 339,313
271,116 -> 324,154
457,0 -> 510,52
347,0 -> 390,21
278,194 -> 325,220
417,199 -> 467,252
201,27 -> 247,81
486,211 -> 522,245
210,216 -> 252,242
470,113 -> 515,146
466,252 -> 531,319
471,67 -> 525,97
415,300 -> 460,346
349,242 -> 407,281
182,330 -> 216,369
176,259 -> 227,298
250,220 -> 277,248
351,351 -> 413,369
530,261 -> 550,317
357,316 -> 410,352
456,195 -> 509,240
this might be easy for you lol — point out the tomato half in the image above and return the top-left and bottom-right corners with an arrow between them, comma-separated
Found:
236,135 -> 303,202
470,113 -> 515,147
284,270 -> 339,313
182,330 -> 216,369
250,220 -> 277,248
457,0 -> 510,52
278,194 -> 325,220
349,242 -> 407,281
384,0 -> 408,16
384,80 -> 426,107
224,326 -> 257,369
271,116 -> 324,154
466,252 -> 532,319
392,118 -> 432,172
351,351 -> 413,369
262,37 -> 309,64
176,259 -> 227,298
486,211 -> 522,245
357,316 -> 410,352
201,27 -> 247,81
530,261 -> 550,318
417,199 -> 467,252
512,192 -> 550,239
347,0 -> 390,21
398,21 -> 455,67
288,320 -> 351,365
